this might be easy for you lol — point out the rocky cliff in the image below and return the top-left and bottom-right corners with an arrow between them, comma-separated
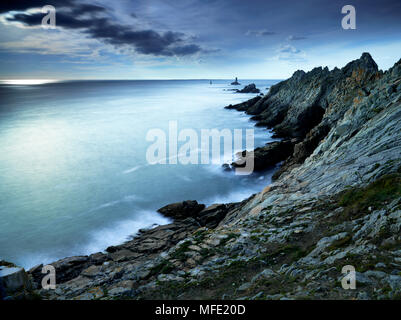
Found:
3,53 -> 401,300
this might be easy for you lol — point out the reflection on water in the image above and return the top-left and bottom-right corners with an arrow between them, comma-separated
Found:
0,79 -> 58,85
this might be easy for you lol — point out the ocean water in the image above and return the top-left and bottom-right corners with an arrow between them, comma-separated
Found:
0,79 -> 279,268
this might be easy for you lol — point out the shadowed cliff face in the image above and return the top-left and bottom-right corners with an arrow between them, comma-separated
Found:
226,53 -> 383,178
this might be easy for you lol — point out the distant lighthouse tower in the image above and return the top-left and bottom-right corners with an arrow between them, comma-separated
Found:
231,77 -> 240,85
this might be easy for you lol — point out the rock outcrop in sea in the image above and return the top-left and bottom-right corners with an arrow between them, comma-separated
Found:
231,77 -> 240,85
235,83 -> 260,93
2,53 -> 401,300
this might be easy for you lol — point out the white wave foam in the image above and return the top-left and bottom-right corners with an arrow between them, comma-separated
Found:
201,188 -> 260,206
19,211 -> 171,269
81,211 -> 171,254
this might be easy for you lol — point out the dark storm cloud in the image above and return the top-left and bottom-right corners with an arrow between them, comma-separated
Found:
88,24 -> 189,56
3,0 -> 401,58
70,4 -> 106,16
0,0 -> 91,14
7,12 -> 94,29
170,44 -> 203,56
2,0 -> 204,57
0,0 -> 74,13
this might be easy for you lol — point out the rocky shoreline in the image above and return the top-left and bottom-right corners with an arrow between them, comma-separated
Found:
2,53 -> 401,300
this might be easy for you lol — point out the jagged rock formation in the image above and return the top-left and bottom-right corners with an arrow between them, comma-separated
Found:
225,53 -> 384,177
235,83 -> 260,93
6,53 -> 401,300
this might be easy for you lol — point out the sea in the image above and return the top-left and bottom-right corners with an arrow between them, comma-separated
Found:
0,79 -> 279,268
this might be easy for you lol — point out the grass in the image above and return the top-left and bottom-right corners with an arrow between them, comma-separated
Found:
199,247 -> 214,259
259,243 -> 311,264
219,233 -> 240,247
337,173 -> 401,220
170,240 -> 192,261
150,260 -> 175,276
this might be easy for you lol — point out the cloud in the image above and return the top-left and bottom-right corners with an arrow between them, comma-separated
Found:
1,1 -> 206,57
288,35 -> 307,41
279,44 -> 301,54
0,1 -> 74,14
246,29 -> 276,37
170,44 -> 203,56
273,44 -> 306,63
0,31 -> 104,58
6,12 -> 94,29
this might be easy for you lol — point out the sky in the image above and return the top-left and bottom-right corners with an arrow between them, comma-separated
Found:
0,0 -> 400,80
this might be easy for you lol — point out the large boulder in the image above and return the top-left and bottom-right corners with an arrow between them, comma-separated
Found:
197,204 -> 228,228
0,261 -> 31,298
231,140 -> 295,172
157,200 -> 205,220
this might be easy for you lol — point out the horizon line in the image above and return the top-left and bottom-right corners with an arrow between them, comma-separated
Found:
0,78 -> 285,82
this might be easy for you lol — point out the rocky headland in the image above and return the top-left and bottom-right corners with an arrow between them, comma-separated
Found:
2,53 -> 401,300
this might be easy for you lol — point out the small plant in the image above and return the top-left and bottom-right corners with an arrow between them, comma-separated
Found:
171,241 -> 192,261
219,233 -> 239,247
150,260 -> 174,275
